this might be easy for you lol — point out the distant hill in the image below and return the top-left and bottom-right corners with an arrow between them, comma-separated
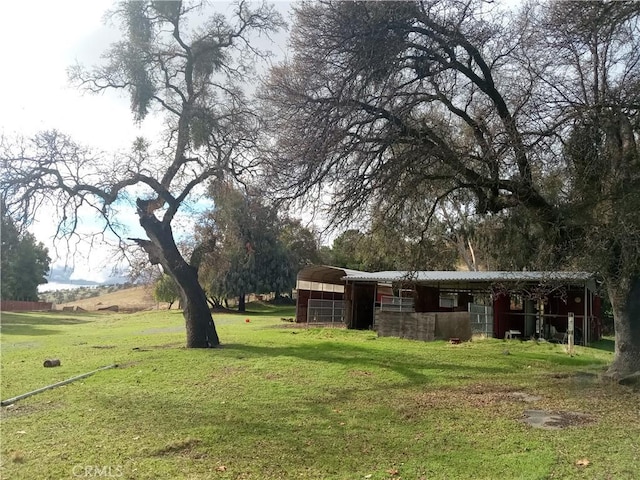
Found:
40,283 -> 133,304
54,285 -> 170,312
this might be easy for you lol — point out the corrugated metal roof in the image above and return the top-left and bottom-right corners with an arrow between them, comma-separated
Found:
343,270 -> 593,283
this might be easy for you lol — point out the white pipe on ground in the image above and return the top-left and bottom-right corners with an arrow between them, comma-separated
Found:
0,364 -> 118,407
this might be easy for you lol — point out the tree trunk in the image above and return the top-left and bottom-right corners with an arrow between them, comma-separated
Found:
607,275 -> 640,379
133,203 -> 219,348
238,292 -> 246,312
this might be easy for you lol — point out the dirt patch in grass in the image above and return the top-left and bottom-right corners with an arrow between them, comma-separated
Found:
269,322 -> 347,330
349,369 -> 374,377
0,401 -> 62,419
402,382 -> 600,430
7,449 -> 26,463
521,409 -> 595,430
150,437 -> 206,458
131,342 -> 183,351
551,371 -> 599,382
208,365 -> 249,382
411,383 -> 543,410
270,322 -> 306,328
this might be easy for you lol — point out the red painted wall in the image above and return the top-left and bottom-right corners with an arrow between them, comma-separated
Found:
545,289 -> 601,340
493,294 -> 511,339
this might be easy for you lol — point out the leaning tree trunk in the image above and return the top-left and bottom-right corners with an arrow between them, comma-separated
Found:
606,275 -> 640,379
132,203 -> 219,348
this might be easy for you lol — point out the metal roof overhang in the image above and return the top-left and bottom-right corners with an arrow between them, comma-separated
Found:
297,265 -> 370,286
342,271 -> 596,292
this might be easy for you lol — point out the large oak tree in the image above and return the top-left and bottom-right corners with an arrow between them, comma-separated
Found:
262,0 -> 640,378
1,0 -> 283,347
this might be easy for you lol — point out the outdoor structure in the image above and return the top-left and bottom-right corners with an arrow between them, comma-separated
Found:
295,267 -> 602,345
0,300 -> 53,312
295,265 -> 362,327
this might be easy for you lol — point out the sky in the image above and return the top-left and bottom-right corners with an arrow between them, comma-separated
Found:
1,1 -> 292,283
3,1 -> 145,150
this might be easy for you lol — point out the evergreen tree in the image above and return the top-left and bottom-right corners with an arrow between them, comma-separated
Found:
1,207 -> 50,301
196,181 -> 319,310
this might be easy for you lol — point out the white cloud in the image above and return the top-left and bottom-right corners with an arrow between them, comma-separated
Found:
2,1 -> 163,152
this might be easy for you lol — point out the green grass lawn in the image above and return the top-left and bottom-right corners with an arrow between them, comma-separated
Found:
1,306 -> 638,479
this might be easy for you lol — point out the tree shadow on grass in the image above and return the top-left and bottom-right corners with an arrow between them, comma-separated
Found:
588,338 -> 615,353
0,324 -> 63,336
0,312 -> 91,336
221,341 -> 511,387
115,342 -> 514,459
